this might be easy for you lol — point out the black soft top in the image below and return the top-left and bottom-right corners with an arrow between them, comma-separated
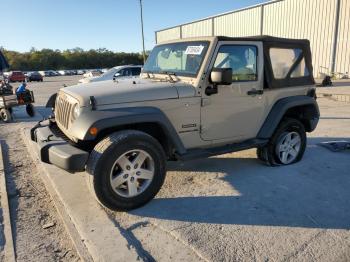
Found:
217,35 -> 315,89
217,35 -> 310,45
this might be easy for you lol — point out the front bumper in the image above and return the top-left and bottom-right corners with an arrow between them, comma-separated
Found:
31,120 -> 89,172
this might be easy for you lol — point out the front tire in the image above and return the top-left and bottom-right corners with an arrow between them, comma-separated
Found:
86,130 -> 166,211
257,118 -> 306,166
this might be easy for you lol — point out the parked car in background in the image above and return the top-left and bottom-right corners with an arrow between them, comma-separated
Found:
66,70 -> 76,75
39,71 -> 56,77
39,71 -> 45,77
79,65 -> 142,83
82,70 -> 101,79
58,70 -> 69,76
47,70 -> 59,76
77,69 -> 85,75
26,71 -> 43,82
24,71 -> 32,77
7,71 -> 26,82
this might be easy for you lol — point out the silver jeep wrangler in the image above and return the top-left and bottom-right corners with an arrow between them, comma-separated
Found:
31,36 -> 319,210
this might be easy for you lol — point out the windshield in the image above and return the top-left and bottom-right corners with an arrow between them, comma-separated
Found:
101,67 -> 120,78
143,41 -> 209,77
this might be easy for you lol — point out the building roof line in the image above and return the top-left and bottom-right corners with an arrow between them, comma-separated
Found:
155,0 -> 285,33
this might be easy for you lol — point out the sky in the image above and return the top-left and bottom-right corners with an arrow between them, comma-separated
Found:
1,0 -> 269,53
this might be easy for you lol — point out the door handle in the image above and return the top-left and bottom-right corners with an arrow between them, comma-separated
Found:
247,89 -> 264,95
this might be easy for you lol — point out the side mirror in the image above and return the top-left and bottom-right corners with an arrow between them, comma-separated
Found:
210,68 -> 232,85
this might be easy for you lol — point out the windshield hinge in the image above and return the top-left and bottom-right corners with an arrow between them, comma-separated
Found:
89,96 -> 97,111
201,98 -> 210,107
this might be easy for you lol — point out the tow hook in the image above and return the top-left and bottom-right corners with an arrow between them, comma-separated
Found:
42,134 -> 54,143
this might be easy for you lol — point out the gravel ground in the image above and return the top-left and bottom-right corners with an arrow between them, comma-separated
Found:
0,115 -> 79,261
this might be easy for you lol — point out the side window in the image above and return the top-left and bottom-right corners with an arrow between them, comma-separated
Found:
117,68 -> 132,77
214,45 -> 258,82
131,67 -> 141,76
291,58 -> 309,78
270,48 -> 309,79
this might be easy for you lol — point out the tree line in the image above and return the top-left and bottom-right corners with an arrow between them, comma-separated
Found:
1,47 -> 146,71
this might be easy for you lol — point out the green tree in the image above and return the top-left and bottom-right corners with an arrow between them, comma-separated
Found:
2,47 -> 146,71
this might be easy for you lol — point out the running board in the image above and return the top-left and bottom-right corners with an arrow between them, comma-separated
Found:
176,139 -> 268,161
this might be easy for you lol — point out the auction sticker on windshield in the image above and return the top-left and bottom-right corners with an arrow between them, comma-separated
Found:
185,45 -> 205,55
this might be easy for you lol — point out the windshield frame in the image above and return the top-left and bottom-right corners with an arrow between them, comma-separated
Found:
143,41 -> 210,78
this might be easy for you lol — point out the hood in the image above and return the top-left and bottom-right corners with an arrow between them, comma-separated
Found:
62,78 -> 196,106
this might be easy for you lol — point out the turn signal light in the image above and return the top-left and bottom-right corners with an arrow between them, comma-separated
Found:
89,127 -> 98,136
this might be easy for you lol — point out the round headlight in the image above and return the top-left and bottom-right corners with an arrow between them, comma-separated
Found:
71,104 -> 80,121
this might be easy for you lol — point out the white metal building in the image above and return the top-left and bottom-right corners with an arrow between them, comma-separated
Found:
155,0 -> 349,78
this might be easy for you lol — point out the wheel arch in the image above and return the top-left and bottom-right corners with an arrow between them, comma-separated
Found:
94,122 -> 175,158
257,95 -> 320,139
71,107 -> 186,158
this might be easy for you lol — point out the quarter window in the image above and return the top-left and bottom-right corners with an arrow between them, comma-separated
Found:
291,58 -> 309,78
270,48 -> 309,79
214,45 -> 258,82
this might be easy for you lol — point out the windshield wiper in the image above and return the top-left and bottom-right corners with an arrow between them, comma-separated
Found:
142,71 -> 155,79
159,71 -> 177,83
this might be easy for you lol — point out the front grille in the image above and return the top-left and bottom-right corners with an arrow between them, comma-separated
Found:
50,122 -> 72,143
55,94 -> 74,129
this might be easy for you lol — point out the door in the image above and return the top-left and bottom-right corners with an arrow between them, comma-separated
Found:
200,41 -> 265,142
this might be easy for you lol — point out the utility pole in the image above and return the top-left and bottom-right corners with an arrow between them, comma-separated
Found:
139,0 -> 146,64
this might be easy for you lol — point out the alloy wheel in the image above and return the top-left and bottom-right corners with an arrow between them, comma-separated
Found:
109,149 -> 155,198
275,131 -> 301,164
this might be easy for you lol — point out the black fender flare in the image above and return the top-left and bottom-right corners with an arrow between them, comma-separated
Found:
70,106 -> 187,155
46,93 -> 57,108
257,95 -> 320,139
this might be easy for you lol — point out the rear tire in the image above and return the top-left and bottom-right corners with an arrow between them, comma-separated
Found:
257,118 -> 306,166
0,109 -> 12,122
86,130 -> 166,211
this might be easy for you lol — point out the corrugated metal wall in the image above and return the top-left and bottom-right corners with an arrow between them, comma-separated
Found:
182,19 -> 213,38
214,6 -> 261,37
335,0 -> 350,74
156,27 -> 181,43
156,0 -> 350,77
263,0 -> 338,77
